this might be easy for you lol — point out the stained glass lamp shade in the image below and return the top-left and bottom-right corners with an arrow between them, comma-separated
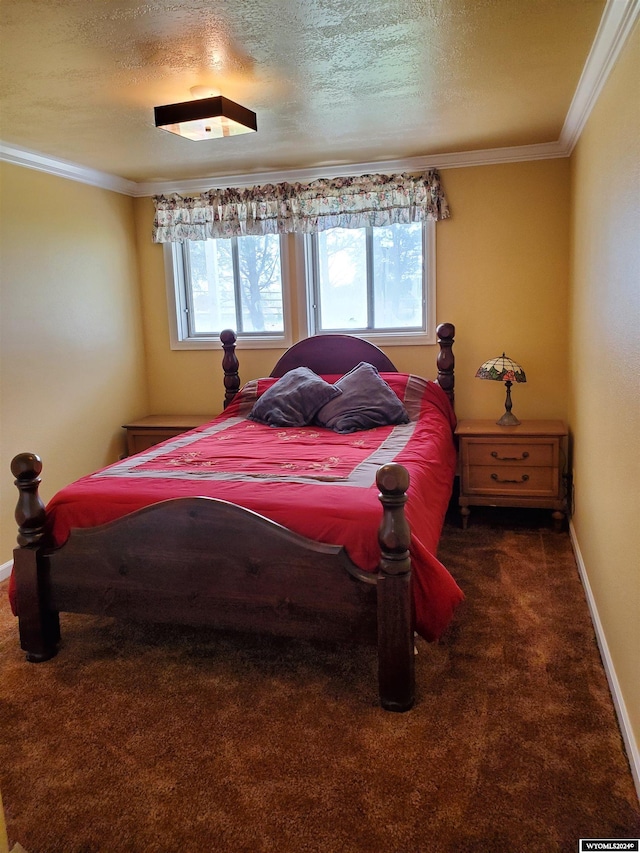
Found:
476,353 -> 527,426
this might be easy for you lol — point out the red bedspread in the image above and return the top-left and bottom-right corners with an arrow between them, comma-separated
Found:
10,374 -> 463,640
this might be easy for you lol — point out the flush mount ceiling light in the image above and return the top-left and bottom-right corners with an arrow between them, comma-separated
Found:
154,95 -> 257,141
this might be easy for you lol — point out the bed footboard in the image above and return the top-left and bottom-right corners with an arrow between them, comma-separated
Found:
11,454 -> 414,710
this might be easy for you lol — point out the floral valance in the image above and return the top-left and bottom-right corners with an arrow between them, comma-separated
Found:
152,170 -> 449,242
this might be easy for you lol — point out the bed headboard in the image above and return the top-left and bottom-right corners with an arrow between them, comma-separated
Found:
270,334 -> 397,377
220,324 -> 455,409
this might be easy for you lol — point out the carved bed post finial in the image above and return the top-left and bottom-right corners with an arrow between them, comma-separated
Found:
220,329 -> 240,408
435,322 -> 455,406
11,452 -> 59,662
11,453 -> 46,547
376,462 -> 414,712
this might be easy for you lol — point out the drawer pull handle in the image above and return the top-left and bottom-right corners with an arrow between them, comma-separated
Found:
491,473 -> 529,484
491,451 -> 529,461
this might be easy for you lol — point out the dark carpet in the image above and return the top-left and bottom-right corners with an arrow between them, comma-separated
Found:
1,508 -> 638,853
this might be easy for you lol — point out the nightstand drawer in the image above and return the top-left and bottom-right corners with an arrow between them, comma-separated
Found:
465,439 -> 556,467
466,464 -> 557,496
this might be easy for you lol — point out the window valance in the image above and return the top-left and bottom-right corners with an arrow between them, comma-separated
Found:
152,170 -> 449,242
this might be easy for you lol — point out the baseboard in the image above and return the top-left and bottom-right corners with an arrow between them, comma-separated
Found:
0,560 -> 12,583
569,520 -> 640,803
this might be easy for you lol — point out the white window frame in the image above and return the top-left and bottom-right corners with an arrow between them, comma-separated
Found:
302,220 -> 436,346
164,221 -> 436,349
164,235 -> 294,350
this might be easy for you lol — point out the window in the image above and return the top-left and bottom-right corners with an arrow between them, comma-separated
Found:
165,233 -> 292,349
165,221 -> 435,349
305,221 -> 435,345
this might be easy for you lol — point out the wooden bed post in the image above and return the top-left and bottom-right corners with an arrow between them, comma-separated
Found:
376,463 -> 414,712
435,322 -> 455,407
11,453 -> 59,662
221,328 -> 240,408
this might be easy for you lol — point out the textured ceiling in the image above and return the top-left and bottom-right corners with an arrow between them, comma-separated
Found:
0,0 -> 607,184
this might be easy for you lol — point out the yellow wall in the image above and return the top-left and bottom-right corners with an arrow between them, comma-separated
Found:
0,164 -> 148,558
134,157 -> 571,424
569,23 -> 640,757
437,159 -> 570,421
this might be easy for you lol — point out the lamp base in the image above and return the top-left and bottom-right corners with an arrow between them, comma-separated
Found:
496,411 -> 521,427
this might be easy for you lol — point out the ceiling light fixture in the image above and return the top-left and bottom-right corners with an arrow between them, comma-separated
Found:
154,95 -> 257,141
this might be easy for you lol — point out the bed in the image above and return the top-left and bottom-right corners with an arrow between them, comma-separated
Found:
10,324 -> 460,711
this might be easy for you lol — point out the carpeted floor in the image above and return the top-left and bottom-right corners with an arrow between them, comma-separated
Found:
1,508 -> 638,853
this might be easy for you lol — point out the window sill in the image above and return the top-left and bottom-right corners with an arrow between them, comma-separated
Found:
313,331 -> 436,347
170,334 -> 293,351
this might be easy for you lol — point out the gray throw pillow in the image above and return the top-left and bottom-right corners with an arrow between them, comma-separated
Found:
315,362 -> 409,433
248,367 -> 341,427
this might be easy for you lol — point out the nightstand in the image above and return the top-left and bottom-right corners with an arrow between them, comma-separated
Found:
122,414 -> 211,456
455,419 -> 567,530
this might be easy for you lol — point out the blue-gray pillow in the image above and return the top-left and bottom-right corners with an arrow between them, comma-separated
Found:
315,362 -> 409,433
248,367 -> 341,427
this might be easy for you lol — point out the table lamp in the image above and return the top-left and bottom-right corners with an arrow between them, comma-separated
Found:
476,353 -> 526,426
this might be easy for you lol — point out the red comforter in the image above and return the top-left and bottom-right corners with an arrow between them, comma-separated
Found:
10,373 -> 463,640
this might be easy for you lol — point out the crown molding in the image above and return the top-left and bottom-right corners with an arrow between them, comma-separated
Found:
417,141 -> 570,171
0,140 -> 571,199
134,141 -> 569,196
1,0 -> 636,197
559,0 -> 640,153
0,142 -> 138,196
